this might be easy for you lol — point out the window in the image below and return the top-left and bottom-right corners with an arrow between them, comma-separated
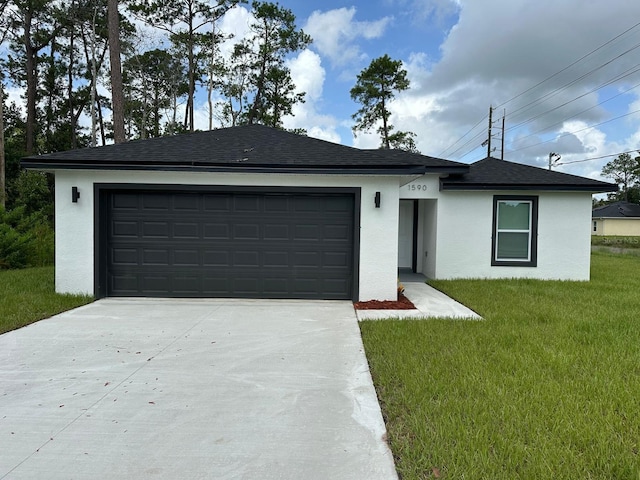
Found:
492,196 -> 538,267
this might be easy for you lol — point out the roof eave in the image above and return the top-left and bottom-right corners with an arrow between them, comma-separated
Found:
21,161 -> 455,176
440,182 -> 618,193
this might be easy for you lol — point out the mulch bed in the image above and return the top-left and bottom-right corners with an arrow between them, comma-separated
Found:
353,293 -> 417,310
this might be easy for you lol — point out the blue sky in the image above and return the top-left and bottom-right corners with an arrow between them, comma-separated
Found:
4,0 -> 640,183
211,0 -> 640,182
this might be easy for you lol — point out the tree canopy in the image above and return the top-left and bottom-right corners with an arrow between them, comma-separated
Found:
601,152 -> 640,203
0,0 -> 313,207
350,54 -> 417,152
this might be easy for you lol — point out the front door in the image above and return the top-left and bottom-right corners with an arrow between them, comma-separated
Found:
398,200 -> 414,269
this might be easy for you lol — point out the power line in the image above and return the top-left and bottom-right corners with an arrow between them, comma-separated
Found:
509,107 -> 640,154
438,114 -> 488,157
446,127 -> 489,158
440,21 -> 640,162
494,20 -> 640,110
507,75 -> 640,144
505,41 -> 640,125
557,149 -> 640,166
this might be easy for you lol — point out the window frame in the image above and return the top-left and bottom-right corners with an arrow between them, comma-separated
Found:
491,195 -> 538,267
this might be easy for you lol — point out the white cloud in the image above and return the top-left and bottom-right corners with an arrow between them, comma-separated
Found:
376,0 -> 640,183
218,5 -> 253,58
4,86 -> 25,113
288,49 -> 324,102
304,7 -> 391,67
283,49 -> 341,143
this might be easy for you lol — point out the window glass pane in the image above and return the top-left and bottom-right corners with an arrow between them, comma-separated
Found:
497,232 -> 529,259
497,201 -> 530,230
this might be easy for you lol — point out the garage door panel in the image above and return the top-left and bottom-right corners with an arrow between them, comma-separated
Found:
294,224 -> 321,240
203,194 -> 231,211
106,191 -> 355,299
142,194 -> 170,210
204,223 -> 230,239
173,222 -> 199,238
324,251 -> 349,267
235,196 -> 260,211
264,196 -> 288,212
173,249 -> 200,266
234,251 -> 260,267
203,250 -> 229,266
112,193 -> 139,209
173,194 -> 199,210
111,247 -> 138,265
264,224 -> 289,240
112,220 -> 139,237
142,248 -> 169,265
324,224 -> 350,241
142,222 -> 169,237
234,224 -> 260,240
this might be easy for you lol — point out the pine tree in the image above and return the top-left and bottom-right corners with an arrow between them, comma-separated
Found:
350,54 -> 417,152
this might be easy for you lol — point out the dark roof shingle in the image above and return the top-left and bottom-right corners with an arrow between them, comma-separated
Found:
592,201 -> 640,218
22,124 -> 467,175
441,157 -> 617,193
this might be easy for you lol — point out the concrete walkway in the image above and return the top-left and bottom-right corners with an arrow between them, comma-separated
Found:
356,282 -> 482,320
0,299 -> 397,480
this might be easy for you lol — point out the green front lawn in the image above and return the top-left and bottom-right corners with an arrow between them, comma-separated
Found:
361,251 -> 640,479
0,266 -> 93,334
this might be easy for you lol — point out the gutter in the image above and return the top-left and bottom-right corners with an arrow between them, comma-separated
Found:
21,161 -> 469,177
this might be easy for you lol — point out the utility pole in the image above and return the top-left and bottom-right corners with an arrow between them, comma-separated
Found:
548,152 -> 561,170
487,106 -> 493,158
501,110 -> 505,160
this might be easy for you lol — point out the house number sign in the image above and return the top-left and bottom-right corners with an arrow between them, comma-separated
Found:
407,183 -> 428,191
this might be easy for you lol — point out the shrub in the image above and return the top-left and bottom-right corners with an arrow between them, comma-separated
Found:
0,223 -> 33,269
0,206 -> 54,269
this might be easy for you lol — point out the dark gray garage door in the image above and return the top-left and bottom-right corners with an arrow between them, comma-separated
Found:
105,190 -> 356,299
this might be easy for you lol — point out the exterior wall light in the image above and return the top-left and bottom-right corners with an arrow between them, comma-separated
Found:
72,186 -> 80,203
375,191 -> 381,208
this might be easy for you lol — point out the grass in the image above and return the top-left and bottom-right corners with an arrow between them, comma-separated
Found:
591,235 -> 640,249
360,251 -> 640,479
0,266 -> 93,334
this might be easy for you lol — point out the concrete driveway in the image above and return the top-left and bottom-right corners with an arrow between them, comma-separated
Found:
0,299 -> 397,480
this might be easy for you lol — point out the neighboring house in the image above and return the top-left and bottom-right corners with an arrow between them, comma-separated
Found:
592,201 -> 640,236
22,125 -> 616,302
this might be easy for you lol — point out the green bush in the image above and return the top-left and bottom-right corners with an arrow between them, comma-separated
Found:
11,170 -> 54,220
0,206 -> 54,269
0,223 -> 33,269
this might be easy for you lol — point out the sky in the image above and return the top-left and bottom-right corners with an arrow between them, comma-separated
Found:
207,0 -> 640,183
4,0 -> 640,183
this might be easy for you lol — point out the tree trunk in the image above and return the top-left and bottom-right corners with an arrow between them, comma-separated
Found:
90,17 -> 97,148
24,9 -> 37,155
96,95 -> 106,145
107,0 -> 126,143
0,82 -> 5,208
381,96 -> 390,149
68,22 -> 77,149
185,29 -> 195,132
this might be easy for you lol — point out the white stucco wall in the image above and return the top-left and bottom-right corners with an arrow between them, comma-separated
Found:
435,190 -> 593,280
54,169 -> 400,301
419,199 -> 438,278
401,177 -> 594,280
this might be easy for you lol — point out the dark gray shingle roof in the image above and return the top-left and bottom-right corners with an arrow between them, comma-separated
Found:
22,124 -> 467,175
441,157 -> 617,193
592,201 -> 640,218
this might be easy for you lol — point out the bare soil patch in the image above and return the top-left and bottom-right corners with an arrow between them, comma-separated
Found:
354,293 -> 416,310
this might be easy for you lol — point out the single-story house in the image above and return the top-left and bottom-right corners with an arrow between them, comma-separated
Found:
592,201 -> 640,236
22,124 -> 617,301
